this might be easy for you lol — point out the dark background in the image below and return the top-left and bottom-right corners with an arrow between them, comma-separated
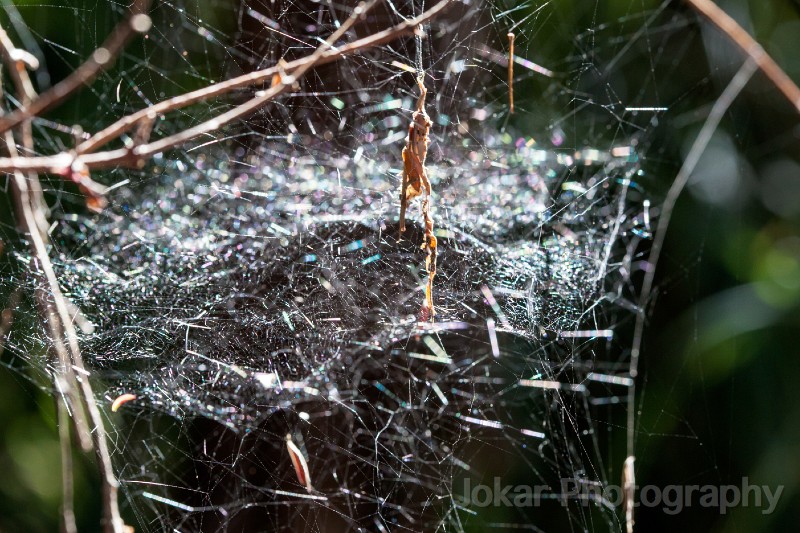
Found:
1,0 -> 799,531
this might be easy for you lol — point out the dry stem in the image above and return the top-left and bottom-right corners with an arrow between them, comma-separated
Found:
627,54 -> 760,533
398,75 -> 436,320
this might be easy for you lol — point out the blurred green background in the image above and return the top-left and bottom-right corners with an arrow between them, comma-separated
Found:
2,0 -> 800,531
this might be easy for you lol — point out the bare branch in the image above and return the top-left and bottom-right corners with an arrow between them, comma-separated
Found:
0,24 -> 50,231
0,0 -> 153,134
0,26 -> 96,453
0,0 -> 454,174
4,144 -> 127,531
76,0 -> 453,155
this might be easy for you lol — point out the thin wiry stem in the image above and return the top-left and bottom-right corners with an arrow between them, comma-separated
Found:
507,32 -> 514,114
622,4 -> 800,528
1,33 -> 97,446
4,148 -> 124,532
1,16 -> 129,533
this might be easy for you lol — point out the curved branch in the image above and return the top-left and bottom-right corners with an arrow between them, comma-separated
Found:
686,0 -> 800,113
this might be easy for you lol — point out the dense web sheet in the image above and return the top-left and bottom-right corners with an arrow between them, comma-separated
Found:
0,0 -> 676,530
53,141 -> 645,530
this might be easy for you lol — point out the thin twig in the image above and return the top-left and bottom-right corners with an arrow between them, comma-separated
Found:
2,23 -> 95,529
0,25 -> 49,231
4,143 -> 122,530
132,0 -> 379,160
623,4 -> 795,526
76,0 -> 453,155
686,0 -> 800,113
0,31 -> 95,456
0,143 -> 94,458
507,32 -> 515,114
0,0 -> 153,134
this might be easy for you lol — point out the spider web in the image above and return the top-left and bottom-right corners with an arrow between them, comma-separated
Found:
0,0 -> 707,530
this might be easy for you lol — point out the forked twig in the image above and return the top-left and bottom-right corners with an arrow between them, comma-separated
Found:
0,0 -> 454,174
3,143 -> 122,531
0,20 -> 109,530
76,0 -> 452,156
